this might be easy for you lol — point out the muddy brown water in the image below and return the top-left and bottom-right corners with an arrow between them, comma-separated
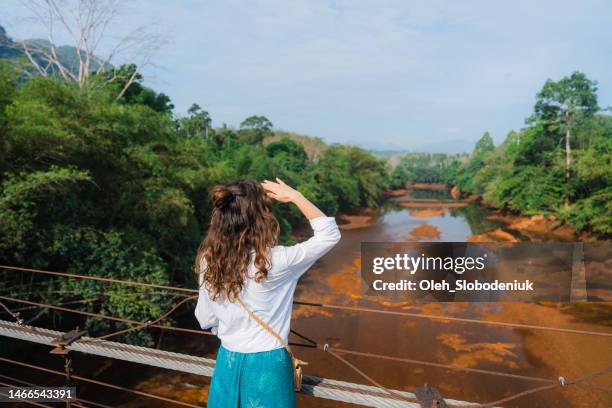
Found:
2,189 -> 611,407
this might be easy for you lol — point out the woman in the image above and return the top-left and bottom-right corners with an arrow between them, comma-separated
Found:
195,178 -> 341,407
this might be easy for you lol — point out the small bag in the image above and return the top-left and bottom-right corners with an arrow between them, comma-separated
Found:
236,298 -> 308,391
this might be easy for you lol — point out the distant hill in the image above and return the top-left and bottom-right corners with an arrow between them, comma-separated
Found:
369,138 -> 473,167
371,138 -> 474,156
369,149 -> 409,157
411,138 -> 474,154
280,136 -> 474,167
0,24 -> 109,77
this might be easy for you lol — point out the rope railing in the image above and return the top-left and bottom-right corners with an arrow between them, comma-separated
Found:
80,294 -> 199,343
0,293 -> 594,388
0,297 -> 24,324
466,367 -> 612,408
1,264 -> 611,407
0,294 -> 212,336
3,264 -> 611,337
0,298 -> 98,314
0,295 -> 310,349
292,301 -> 612,338
0,320 -> 423,408
1,320 -> 610,408
1,265 -> 197,293
281,319 -> 612,406
322,347 -> 558,385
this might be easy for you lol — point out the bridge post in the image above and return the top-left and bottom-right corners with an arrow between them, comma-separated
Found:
415,383 -> 448,408
570,242 -> 587,302
50,327 -> 87,408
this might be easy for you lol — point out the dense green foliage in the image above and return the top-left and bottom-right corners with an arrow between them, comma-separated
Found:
393,72 -> 611,237
389,152 -> 466,187
0,61 -> 388,344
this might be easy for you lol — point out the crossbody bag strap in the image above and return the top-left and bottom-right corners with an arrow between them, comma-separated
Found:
236,297 -> 295,359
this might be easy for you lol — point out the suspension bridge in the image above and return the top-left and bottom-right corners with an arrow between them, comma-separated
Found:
0,265 -> 610,408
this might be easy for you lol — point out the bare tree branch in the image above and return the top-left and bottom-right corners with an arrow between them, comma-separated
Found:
14,0 -> 164,93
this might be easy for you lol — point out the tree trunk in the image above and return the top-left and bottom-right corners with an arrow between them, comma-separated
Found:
565,127 -> 571,180
565,111 -> 571,208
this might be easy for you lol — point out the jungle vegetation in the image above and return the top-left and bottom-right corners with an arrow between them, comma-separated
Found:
0,59 -> 389,344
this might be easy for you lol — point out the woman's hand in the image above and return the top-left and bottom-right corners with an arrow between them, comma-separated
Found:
262,178 -> 301,203
262,178 -> 325,219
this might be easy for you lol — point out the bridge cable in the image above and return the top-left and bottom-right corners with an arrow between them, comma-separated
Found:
3,264 -> 611,337
3,265 -> 612,406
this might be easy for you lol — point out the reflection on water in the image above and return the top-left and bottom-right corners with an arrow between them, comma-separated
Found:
450,205 -> 508,236
387,189 -> 508,239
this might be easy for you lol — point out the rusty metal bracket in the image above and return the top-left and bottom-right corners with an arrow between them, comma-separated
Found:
50,327 -> 87,354
52,327 -> 88,346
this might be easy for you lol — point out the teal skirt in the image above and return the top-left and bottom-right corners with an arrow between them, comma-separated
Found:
208,345 -> 296,408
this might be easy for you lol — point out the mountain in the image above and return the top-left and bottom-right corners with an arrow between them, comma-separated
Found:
371,138 -> 474,157
410,138 -> 474,154
369,138 -> 475,157
0,25 -> 21,59
369,149 -> 410,157
0,24 -> 110,77
370,139 -> 474,167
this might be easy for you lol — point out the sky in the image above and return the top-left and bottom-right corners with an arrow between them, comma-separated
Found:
3,0 -> 612,152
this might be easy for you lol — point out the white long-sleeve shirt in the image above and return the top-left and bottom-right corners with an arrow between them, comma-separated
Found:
194,216 -> 341,353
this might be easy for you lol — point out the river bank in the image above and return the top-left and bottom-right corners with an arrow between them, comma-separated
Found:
337,185 -> 580,242
398,183 -> 596,242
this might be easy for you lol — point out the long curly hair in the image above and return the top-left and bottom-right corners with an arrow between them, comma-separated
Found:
195,179 -> 280,301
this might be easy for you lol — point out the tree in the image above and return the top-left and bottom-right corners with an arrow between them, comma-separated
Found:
180,103 -> 212,138
474,131 -> 494,155
534,71 -> 599,181
314,145 -> 388,209
238,115 -> 273,144
97,64 -> 173,113
454,132 -> 495,194
240,115 -> 273,131
266,139 -> 308,171
13,0 -> 163,96
0,62 -> 17,130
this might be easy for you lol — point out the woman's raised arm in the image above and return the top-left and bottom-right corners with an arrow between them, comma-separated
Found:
262,178 -> 325,220
262,178 -> 340,276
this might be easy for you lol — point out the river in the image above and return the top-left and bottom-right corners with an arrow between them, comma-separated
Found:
287,188 -> 611,407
